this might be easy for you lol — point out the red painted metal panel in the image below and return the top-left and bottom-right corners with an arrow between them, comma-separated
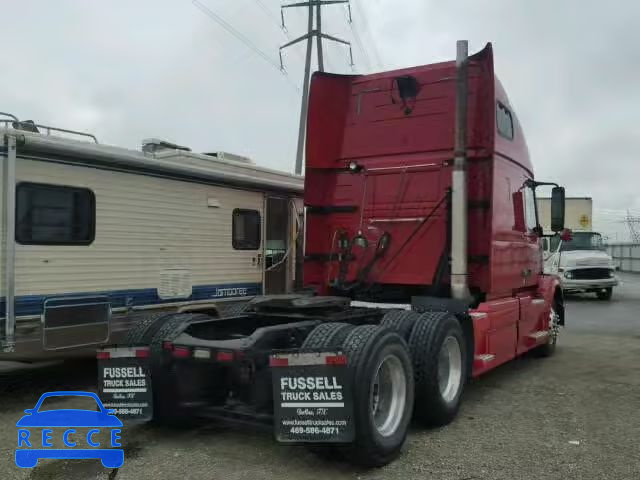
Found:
489,156 -> 542,296
303,42 -> 541,318
517,295 -> 549,354
304,44 -> 498,294
471,298 -> 519,377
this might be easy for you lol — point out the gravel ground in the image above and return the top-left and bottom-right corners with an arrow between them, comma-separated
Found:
2,274 -> 639,480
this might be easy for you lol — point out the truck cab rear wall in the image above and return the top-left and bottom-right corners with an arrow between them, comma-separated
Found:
303,43 -> 539,299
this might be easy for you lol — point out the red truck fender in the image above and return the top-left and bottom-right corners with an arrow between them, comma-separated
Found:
537,274 -> 565,326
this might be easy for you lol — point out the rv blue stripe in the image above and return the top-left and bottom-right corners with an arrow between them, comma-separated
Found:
0,282 -> 261,318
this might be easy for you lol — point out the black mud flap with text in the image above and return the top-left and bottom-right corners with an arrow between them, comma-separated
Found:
98,346 -> 153,421
271,351 -> 354,443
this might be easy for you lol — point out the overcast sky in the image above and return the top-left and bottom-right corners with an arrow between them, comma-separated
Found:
3,0 -> 639,240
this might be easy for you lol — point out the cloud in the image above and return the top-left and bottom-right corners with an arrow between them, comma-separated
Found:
2,0 -> 638,239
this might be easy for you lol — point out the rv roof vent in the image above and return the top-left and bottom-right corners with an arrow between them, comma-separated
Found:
142,138 -> 191,154
203,151 -> 254,165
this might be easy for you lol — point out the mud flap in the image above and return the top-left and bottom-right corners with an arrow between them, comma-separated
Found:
271,351 -> 355,443
97,346 -> 153,421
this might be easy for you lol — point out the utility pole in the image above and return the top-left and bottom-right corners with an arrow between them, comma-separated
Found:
280,0 -> 354,175
315,2 -> 324,72
625,210 -> 640,243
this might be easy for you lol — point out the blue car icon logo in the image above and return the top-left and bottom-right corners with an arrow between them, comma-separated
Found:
15,391 -> 124,468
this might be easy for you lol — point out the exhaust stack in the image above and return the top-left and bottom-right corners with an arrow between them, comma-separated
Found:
450,40 -> 471,300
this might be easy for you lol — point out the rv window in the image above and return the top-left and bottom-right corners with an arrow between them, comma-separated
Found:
497,102 -> 514,140
232,209 -> 261,250
16,182 -> 95,245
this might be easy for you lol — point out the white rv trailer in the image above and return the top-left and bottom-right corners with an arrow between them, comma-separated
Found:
0,113 -> 303,360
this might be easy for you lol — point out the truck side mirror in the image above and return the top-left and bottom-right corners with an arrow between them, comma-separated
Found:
550,186 -> 565,232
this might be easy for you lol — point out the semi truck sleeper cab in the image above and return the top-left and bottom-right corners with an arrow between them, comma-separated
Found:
98,41 -> 566,468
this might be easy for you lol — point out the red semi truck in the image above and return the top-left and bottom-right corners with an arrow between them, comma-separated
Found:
98,41 -> 566,467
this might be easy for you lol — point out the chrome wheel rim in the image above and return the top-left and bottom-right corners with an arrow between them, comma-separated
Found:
549,308 -> 560,345
370,354 -> 407,437
438,336 -> 463,404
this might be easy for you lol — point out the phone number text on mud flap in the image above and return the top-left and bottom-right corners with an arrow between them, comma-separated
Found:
288,427 -> 342,436
112,408 -> 144,416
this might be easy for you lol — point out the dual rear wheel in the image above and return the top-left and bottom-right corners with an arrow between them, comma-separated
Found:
303,311 -> 467,467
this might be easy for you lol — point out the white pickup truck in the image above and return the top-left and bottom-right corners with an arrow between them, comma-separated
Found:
543,231 -> 618,300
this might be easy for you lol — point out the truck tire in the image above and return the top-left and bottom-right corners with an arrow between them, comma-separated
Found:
301,322 -> 356,461
596,288 -> 613,301
381,310 -> 419,340
340,325 -> 414,467
124,312 -> 174,346
148,313 -> 210,425
408,312 -> 467,427
302,322 -> 356,349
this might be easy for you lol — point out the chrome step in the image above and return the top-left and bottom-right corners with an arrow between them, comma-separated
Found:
529,330 -> 550,340
474,354 -> 496,363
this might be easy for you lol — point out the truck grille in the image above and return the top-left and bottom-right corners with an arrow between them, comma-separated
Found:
572,268 -> 609,280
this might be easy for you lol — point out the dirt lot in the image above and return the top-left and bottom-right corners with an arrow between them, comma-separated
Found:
2,274 -> 639,480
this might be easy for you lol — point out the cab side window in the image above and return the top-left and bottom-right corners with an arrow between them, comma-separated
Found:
497,102 -> 514,140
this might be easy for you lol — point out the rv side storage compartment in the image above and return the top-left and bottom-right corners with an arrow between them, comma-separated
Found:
43,295 -> 111,350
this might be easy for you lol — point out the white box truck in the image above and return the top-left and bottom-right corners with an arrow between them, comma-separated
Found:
538,197 -> 617,300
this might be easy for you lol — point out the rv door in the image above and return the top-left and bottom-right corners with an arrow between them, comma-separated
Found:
264,197 -> 290,294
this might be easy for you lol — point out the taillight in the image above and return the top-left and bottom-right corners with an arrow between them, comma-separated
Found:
216,351 -> 234,362
162,341 -> 174,351
172,346 -> 191,358
269,357 -> 289,367
96,351 -> 110,360
136,348 -> 150,358
325,354 -> 347,366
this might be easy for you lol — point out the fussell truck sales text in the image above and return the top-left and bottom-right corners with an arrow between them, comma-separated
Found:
280,377 -> 343,401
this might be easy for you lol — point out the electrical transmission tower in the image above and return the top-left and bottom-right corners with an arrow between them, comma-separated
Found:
625,210 -> 640,242
280,1 -> 354,175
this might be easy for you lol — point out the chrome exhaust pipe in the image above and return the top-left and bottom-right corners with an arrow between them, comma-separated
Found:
451,40 -> 470,300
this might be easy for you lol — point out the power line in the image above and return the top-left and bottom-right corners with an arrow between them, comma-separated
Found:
349,22 -> 373,71
341,1 -> 375,72
253,0 -> 307,65
192,0 -> 300,92
323,46 -> 339,72
254,0 -> 284,29
193,0 -> 280,70
350,0 -> 383,69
